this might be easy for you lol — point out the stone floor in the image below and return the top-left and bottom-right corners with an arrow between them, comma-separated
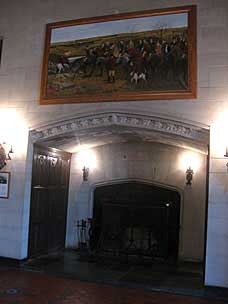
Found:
0,268 -> 226,304
1,250 -> 228,303
20,250 -> 228,301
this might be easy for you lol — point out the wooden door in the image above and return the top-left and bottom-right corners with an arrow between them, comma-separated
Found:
28,144 -> 71,258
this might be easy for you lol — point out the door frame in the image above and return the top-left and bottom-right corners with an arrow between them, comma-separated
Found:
28,143 -> 71,259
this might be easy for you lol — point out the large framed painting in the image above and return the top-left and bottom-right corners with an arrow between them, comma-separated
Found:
40,5 -> 196,104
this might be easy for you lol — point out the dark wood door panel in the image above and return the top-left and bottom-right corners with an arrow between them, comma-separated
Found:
30,189 -> 48,220
29,144 -> 71,258
29,223 -> 49,257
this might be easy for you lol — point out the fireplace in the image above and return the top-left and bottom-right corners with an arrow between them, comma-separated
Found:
90,182 -> 181,262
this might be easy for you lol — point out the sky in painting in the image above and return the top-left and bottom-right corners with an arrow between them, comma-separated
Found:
51,13 -> 188,43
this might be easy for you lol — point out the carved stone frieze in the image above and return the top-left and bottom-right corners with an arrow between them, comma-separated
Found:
30,113 -> 209,144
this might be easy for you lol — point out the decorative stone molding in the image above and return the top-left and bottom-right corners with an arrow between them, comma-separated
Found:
30,112 -> 209,144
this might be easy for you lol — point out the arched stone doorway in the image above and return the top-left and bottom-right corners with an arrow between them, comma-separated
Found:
25,112 -> 209,264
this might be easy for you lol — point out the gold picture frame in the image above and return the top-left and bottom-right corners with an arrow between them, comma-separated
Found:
40,5 -> 196,104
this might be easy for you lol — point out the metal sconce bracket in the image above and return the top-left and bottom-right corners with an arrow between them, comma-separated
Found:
82,166 -> 89,181
6,145 -> 13,160
224,147 -> 228,158
186,166 -> 194,186
224,148 -> 228,172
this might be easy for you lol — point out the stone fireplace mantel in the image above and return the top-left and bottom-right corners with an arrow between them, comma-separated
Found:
30,112 -> 209,153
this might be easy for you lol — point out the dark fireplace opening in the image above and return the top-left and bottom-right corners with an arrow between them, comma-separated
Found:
89,182 -> 181,263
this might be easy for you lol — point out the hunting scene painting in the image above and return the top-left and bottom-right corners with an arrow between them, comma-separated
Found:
40,6 -> 196,104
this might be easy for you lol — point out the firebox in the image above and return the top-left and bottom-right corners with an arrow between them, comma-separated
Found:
90,182 -> 181,262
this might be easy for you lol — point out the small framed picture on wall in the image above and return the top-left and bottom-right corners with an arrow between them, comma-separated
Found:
0,172 -> 10,199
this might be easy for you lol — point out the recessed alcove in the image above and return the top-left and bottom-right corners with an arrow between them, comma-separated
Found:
24,112 -> 209,290
92,182 -> 181,262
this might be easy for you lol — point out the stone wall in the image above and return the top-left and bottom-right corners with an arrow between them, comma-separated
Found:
66,142 -> 207,262
0,0 -> 228,127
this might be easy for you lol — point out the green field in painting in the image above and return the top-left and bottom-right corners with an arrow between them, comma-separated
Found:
47,27 -> 188,97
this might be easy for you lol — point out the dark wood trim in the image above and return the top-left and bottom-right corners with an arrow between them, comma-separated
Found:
203,143 -> 210,285
34,144 -> 72,158
40,5 -> 197,104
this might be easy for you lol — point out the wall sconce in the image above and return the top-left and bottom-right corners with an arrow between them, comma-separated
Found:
0,143 -> 13,169
180,151 -> 200,187
224,147 -> 228,171
186,166 -> 194,186
82,166 -> 89,181
224,147 -> 228,157
77,149 -> 97,182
